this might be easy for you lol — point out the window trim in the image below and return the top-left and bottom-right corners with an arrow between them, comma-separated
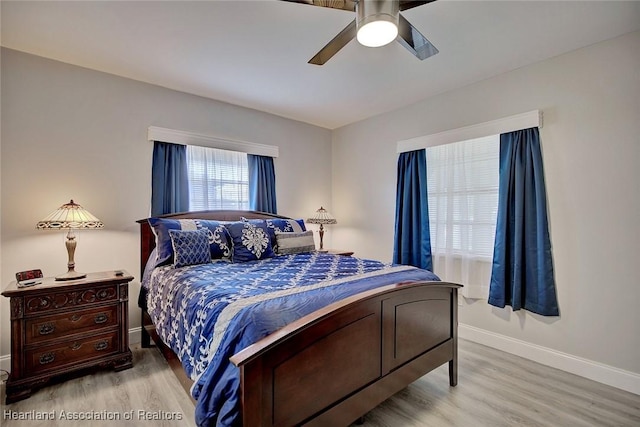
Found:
148,126 -> 279,158
396,110 -> 542,153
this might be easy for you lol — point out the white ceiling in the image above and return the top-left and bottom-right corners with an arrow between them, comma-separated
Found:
2,1 -> 639,129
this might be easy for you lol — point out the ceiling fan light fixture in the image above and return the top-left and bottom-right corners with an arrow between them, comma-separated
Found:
357,19 -> 398,47
356,0 -> 399,48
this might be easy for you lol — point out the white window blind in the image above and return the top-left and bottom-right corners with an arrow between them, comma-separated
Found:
426,134 -> 499,299
187,145 -> 249,211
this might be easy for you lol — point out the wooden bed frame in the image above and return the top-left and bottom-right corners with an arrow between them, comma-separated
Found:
137,210 -> 461,426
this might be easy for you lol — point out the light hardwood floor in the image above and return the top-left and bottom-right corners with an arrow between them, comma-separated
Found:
2,340 -> 639,426
359,340 -> 640,427
1,344 -> 197,427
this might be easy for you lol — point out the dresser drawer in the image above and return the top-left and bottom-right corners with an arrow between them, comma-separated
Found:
25,305 -> 118,345
24,284 -> 119,315
25,331 -> 119,375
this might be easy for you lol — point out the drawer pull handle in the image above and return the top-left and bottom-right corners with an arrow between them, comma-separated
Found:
94,341 -> 109,351
39,352 -> 55,365
39,323 -> 56,335
94,313 -> 108,324
70,314 -> 81,322
70,342 -> 82,350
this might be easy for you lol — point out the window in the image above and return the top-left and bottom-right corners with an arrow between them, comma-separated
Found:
187,145 -> 249,210
426,135 -> 499,298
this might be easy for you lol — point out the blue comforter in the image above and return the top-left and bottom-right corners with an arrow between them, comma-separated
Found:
144,252 -> 439,426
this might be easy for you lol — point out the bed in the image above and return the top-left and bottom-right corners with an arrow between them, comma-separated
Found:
137,210 -> 461,427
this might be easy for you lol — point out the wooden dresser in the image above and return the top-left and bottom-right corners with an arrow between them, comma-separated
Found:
1,270 -> 134,403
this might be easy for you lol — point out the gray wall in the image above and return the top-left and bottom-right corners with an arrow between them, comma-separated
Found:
331,31 -> 640,382
0,48 -> 332,358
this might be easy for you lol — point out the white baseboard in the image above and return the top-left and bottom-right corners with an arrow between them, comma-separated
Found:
0,354 -> 9,381
460,323 -> 640,396
1,327 -> 143,378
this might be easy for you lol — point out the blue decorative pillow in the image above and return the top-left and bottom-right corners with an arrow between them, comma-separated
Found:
149,218 -> 231,267
225,221 -> 275,263
266,218 -> 306,233
243,218 -> 306,250
266,219 -> 306,252
169,229 -> 211,268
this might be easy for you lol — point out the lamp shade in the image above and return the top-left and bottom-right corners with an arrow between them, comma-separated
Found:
307,206 -> 337,225
36,200 -> 104,230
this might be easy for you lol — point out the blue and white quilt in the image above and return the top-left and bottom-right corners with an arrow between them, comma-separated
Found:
143,252 -> 439,426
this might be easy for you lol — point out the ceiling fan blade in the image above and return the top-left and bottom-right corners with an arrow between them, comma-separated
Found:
309,19 -> 357,65
280,0 -> 356,12
396,14 -> 439,60
399,0 -> 437,12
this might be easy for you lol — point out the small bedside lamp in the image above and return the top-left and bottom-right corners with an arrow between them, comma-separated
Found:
36,200 -> 104,281
307,206 -> 337,251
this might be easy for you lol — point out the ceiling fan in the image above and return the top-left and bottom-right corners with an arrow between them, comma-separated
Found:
282,0 -> 439,65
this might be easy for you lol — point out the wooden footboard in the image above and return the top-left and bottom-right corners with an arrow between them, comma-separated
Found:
138,211 -> 461,426
230,281 -> 460,427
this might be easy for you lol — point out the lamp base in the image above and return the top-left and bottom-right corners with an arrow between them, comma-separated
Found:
55,270 -> 87,281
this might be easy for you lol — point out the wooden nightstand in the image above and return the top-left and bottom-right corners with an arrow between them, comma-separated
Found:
319,249 -> 354,256
1,270 -> 134,403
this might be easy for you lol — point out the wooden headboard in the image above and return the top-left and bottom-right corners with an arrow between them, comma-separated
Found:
136,210 -> 291,278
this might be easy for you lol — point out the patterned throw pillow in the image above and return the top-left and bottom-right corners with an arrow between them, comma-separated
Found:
149,218 -> 231,267
225,221 -> 275,263
275,230 -> 316,255
243,218 -> 306,251
169,229 -> 211,268
265,218 -> 306,233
